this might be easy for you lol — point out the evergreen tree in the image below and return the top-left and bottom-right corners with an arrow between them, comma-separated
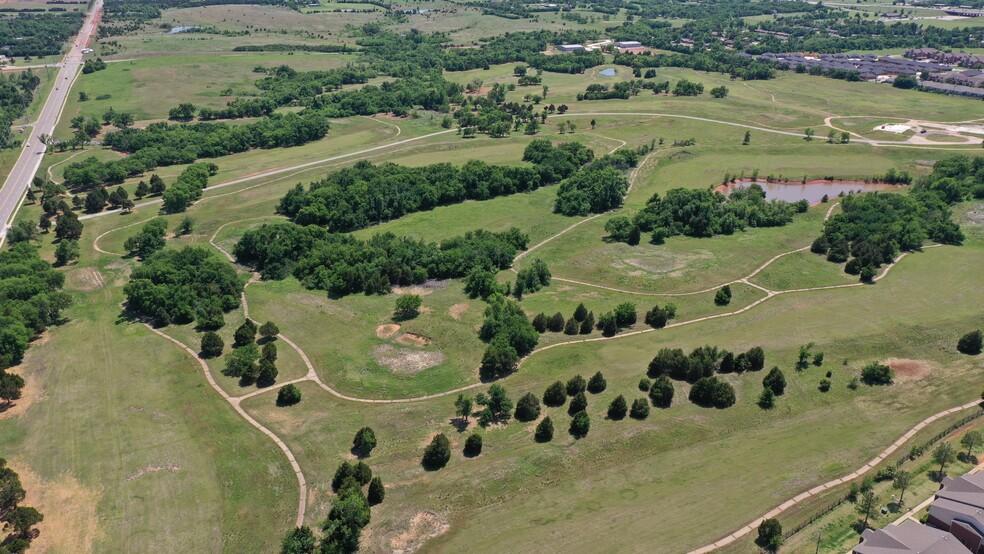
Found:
608,395 -> 628,419
566,375 -> 586,396
573,303 -> 587,322
579,311 -> 595,334
547,312 -> 565,332
259,321 -> 280,341
587,371 -> 607,393
257,358 -> 278,387
514,392 -> 541,422
277,384 -> 302,406
569,411 -> 590,437
762,367 -> 786,395
281,526 -> 316,554
353,427 -> 377,457
563,317 -> 579,335
543,381 -> 567,407
648,375 -> 674,408
535,416 -> 554,442
758,387 -> 776,409
958,330 -> 983,355
568,391 -> 587,415
352,461 -> 372,485
367,477 -> 385,505
630,398 -> 650,419
234,320 -> 257,347
463,433 -> 483,457
532,313 -> 548,333
422,434 -> 451,469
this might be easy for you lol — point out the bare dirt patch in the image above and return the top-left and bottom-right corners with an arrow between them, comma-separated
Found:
372,344 -> 445,374
389,511 -> 451,553
448,303 -> 469,320
393,279 -> 449,296
885,358 -> 934,381
126,463 -> 180,481
617,250 -> 713,278
376,324 -> 401,339
65,267 -> 106,292
0,368 -> 43,419
11,460 -> 102,553
395,333 -> 431,346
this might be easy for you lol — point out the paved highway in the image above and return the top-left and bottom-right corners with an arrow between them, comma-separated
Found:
0,0 -> 102,246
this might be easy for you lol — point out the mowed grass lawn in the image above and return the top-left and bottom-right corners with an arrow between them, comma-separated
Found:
239,237 -> 984,552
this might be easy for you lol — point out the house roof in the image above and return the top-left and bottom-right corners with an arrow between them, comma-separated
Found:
939,473 -> 984,508
930,497 -> 984,536
854,521 -> 972,554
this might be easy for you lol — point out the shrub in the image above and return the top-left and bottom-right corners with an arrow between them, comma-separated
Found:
638,378 -> 652,392
234,320 -> 257,347
608,395 -> 628,420
259,321 -> 279,340
563,317 -> 579,335
758,387 -> 775,409
535,416 -> 554,442
613,302 -> 637,327
569,411 -> 590,437
762,367 -> 786,396
463,433 -> 483,457
200,332 -> 224,358
422,433 -> 451,469
629,398 -> 650,419
958,330 -> 982,355
394,294 -> 422,319
689,376 -> 736,408
514,392 -> 541,422
277,384 -> 301,406
714,285 -> 732,306
861,362 -> 894,385
819,378 -> 831,392
756,518 -> 783,552
543,381 -> 567,406
587,371 -> 607,393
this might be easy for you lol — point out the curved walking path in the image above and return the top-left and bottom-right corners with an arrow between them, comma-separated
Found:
688,398 -> 983,554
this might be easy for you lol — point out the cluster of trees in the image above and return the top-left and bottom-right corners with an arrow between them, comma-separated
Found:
533,302 -> 595,336
161,162 -> 218,213
513,259 -> 551,299
554,158 -> 633,216
812,158 -> 978,280
672,79 -> 704,96
576,79 -> 670,101
124,218 -> 168,259
478,294 -> 538,380
168,98 -> 278,122
223,320 -> 280,387
649,345 -> 765,385
609,184 -> 802,244
0,458 -> 44,552
0,244 -> 70,407
281,456 -> 384,553
275,147 -> 591,230
0,11 -> 84,56
123,246 -> 243,328
234,222 -> 528,297
81,57 -> 107,74
0,71 -> 42,148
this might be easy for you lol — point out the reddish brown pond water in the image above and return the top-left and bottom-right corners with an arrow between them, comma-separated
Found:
715,180 -> 901,205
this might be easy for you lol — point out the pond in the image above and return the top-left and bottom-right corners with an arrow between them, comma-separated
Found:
599,67 -> 617,76
169,26 -> 200,34
717,180 -> 901,205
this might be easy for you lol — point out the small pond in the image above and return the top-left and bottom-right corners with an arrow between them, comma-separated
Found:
599,67 -> 617,76
718,180 -> 901,205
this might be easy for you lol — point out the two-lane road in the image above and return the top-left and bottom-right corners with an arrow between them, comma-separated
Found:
0,0 -> 102,246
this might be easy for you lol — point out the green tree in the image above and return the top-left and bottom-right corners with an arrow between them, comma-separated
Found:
353,427 -> 377,457
259,321 -> 280,341
256,358 -> 278,387
485,384 -> 513,421
54,239 -> 79,266
566,375 -> 586,396
587,371 -> 607,393
962,430 -> 983,459
422,433 -> 451,469
262,342 -> 277,363
714,285 -> 732,306
547,312 -> 565,332
856,489 -> 878,528
649,375 -> 674,408
573,303 -> 588,322
277,384 -> 301,406
234,320 -> 257,347
367,477 -> 385,505
543,381 -> 567,407
200,332 -> 224,358
352,461 -> 372,485
861,362 -> 894,385
463,433 -> 483,457
629,398 -> 650,419
454,394 -> 473,424
579,311 -> 595,334
535,416 -> 554,442
394,294 -> 422,320
135,181 -> 149,198
281,526 -> 316,554
804,128 -> 815,141
608,395 -> 628,419
569,411 -> 590,437
742,131 -> 751,145
933,442 -> 956,477
958,330 -> 983,355
762,367 -> 786,395
563,317 -> 579,335
514,392 -> 541,422
0,372 -> 25,406
568,391 -> 587,415
755,518 -> 782,553
893,470 -> 911,506
758,387 -> 775,409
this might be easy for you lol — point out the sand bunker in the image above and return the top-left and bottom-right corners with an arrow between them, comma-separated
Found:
372,345 -> 445,374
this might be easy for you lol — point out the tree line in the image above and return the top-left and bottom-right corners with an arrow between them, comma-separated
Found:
0,71 -> 42,149
276,141 -> 594,231
0,458 -> 44,552
233,223 -> 528,297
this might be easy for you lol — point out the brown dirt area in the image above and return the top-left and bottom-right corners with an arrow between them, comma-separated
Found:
125,463 -> 180,481
448,303 -> 469,320
388,511 -> 451,553
11,460 -> 102,553
885,358 -> 934,381
371,344 -> 445,374
464,86 -> 492,96
395,333 -> 431,346
376,324 -> 401,339
0,367 -> 43,419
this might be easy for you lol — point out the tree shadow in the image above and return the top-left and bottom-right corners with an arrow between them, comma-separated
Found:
448,417 -> 469,433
